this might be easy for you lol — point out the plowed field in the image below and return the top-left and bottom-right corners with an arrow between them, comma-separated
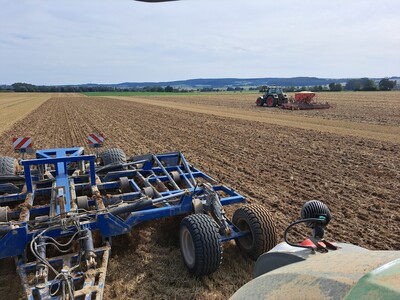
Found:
0,92 -> 399,299
0,93 -> 56,135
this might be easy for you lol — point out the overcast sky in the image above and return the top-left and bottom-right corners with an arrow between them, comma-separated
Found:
0,0 -> 399,85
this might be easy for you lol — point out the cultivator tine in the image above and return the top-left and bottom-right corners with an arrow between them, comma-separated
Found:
17,244 -> 111,300
56,187 -> 67,217
35,237 -> 48,286
50,181 -> 58,218
92,186 -> 106,210
0,206 -> 9,222
70,178 -> 78,211
83,228 -> 97,269
19,191 -> 34,222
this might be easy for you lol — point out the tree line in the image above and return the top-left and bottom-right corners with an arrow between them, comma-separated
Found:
1,78 -> 397,93
5,83 -> 189,93
344,78 -> 396,91
267,78 -> 396,92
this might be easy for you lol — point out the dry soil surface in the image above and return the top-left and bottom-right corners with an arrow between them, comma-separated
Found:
0,93 -> 55,135
0,92 -> 399,299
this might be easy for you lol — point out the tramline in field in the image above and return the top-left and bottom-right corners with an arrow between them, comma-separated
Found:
0,135 -> 277,300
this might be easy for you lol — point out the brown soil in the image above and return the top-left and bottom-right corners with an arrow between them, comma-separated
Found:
0,93 -> 54,135
0,93 -> 399,299
137,91 -> 400,126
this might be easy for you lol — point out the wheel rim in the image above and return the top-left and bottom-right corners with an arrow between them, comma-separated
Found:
236,219 -> 253,250
180,226 -> 195,268
267,97 -> 273,107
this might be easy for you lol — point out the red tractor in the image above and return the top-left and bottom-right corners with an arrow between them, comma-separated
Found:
256,87 -> 289,107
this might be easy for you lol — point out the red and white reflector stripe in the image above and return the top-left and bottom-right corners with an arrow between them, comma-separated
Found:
12,137 -> 33,150
88,133 -> 105,146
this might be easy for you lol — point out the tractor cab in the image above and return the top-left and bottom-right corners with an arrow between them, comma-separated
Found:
268,87 -> 284,94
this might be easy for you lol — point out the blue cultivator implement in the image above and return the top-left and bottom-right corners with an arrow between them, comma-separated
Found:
0,137 -> 277,300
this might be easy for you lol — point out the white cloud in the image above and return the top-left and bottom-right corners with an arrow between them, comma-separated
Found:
0,0 -> 399,84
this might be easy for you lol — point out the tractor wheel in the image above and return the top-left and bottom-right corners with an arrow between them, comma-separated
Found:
256,97 -> 263,107
99,148 -> 126,166
179,214 -> 222,276
233,204 -> 278,260
0,157 -> 18,175
266,96 -> 276,107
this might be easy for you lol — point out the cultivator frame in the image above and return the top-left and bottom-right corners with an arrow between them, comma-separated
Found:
0,140 -> 277,299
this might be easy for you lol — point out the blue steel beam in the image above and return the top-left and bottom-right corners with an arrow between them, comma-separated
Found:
21,151 -> 96,193
0,148 -> 254,300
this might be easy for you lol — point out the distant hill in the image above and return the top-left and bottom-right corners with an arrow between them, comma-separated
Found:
84,77 -> 399,89
3,76 -> 399,91
108,77 -> 350,89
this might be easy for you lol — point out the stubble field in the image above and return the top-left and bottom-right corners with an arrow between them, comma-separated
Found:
0,91 -> 399,299
0,93 -> 55,135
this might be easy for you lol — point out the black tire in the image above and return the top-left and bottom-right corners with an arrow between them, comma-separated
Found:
256,97 -> 263,107
179,214 -> 222,276
233,204 -> 278,260
99,148 -> 126,166
266,96 -> 276,107
0,157 -> 18,175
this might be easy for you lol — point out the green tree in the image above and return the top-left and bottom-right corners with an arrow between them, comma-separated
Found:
379,78 -> 396,91
345,79 -> 361,91
345,78 -> 376,91
12,82 -> 37,92
284,86 -> 295,92
329,82 -> 343,91
259,85 -> 268,92
165,85 -> 173,92
360,78 -> 376,91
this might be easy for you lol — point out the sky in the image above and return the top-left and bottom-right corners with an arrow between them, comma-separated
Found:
0,0 -> 399,85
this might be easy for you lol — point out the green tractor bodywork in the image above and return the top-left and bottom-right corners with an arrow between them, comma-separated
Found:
231,200 -> 400,300
346,257 -> 400,300
230,243 -> 400,300
256,87 -> 288,107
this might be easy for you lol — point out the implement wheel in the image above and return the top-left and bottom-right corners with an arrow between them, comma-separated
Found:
0,157 -> 18,175
179,214 -> 222,276
233,204 -> 278,260
99,148 -> 126,166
